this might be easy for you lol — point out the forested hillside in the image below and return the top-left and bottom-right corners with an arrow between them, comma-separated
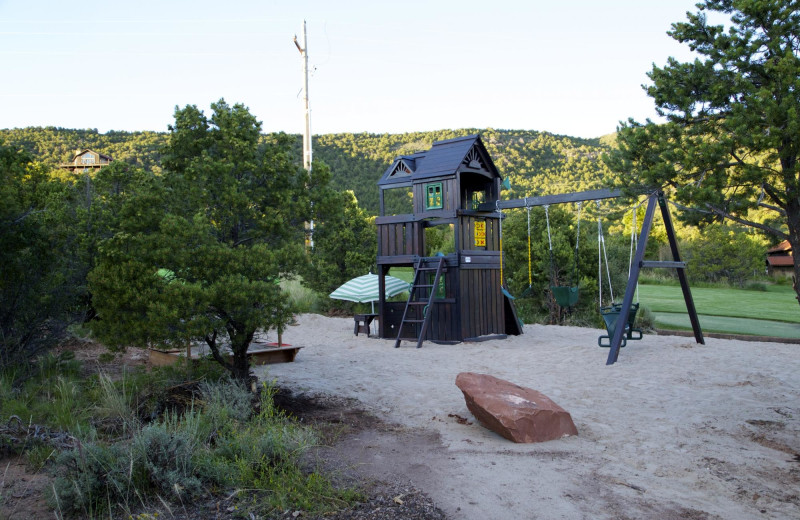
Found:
314,128 -> 616,214
1,127 -> 615,215
0,127 -> 168,173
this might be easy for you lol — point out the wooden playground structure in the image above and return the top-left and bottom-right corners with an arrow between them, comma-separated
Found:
375,135 -> 703,364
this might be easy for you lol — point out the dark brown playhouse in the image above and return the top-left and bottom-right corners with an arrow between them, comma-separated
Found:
376,135 -> 522,347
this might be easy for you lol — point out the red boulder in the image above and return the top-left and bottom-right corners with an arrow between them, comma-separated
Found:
455,372 -> 578,443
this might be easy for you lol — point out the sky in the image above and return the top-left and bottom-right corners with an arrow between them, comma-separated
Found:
0,0 -> 707,139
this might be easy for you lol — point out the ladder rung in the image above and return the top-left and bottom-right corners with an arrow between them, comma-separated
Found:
408,302 -> 427,305
413,284 -> 434,289
403,319 -> 424,324
417,267 -> 439,271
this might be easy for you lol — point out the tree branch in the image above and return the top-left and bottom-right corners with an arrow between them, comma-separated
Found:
232,236 -> 255,247
204,329 -> 232,371
669,200 -> 787,239
761,183 -> 788,210
703,203 -> 788,239
758,201 -> 787,215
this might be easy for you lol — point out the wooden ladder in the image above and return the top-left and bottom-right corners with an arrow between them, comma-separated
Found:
394,256 -> 445,348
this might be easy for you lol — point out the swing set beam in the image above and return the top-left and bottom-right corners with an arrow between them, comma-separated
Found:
480,186 -> 704,365
478,188 -> 622,211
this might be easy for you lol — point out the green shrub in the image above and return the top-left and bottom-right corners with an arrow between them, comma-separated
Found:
50,441 -> 135,517
24,443 -> 55,471
637,272 -> 678,286
281,278 -> 322,314
200,379 -> 253,427
133,420 -> 203,499
635,305 -> 656,332
40,364 -> 358,517
97,352 -> 116,363
37,352 -> 80,381
93,371 -> 137,436
743,281 -> 769,292
772,276 -> 794,286
1,353 -> 94,435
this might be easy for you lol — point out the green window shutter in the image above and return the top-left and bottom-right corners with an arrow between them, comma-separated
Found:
426,183 -> 443,210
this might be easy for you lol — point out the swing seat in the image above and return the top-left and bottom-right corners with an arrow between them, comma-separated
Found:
598,304 -> 643,348
550,285 -> 579,307
598,305 -> 628,348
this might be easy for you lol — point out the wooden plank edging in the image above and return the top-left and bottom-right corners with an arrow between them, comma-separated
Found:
654,329 -> 800,345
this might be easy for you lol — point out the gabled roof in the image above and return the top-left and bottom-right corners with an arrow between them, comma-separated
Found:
378,135 -> 500,187
71,148 -> 113,162
767,240 -> 792,254
379,156 -> 420,185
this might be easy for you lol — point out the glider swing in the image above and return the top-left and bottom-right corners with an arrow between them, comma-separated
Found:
596,203 -> 643,348
544,202 -> 583,308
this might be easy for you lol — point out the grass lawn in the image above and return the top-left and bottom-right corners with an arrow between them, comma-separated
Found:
638,284 -> 800,339
638,284 -> 800,323
653,312 -> 800,339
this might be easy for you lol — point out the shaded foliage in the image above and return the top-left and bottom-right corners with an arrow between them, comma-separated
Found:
303,187 -> 377,297
0,143 -> 79,368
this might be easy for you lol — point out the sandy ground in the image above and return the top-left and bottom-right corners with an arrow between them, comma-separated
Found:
255,314 -> 800,520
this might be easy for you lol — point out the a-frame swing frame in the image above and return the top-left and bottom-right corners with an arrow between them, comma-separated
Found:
479,188 -> 704,365
605,190 -> 704,364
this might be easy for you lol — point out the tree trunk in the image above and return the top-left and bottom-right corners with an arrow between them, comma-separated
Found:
789,234 -> 800,308
230,350 -> 251,386
229,328 -> 256,387
787,203 -> 800,307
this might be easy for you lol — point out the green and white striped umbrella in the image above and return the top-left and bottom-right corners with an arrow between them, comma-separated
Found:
329,272 -> 410,311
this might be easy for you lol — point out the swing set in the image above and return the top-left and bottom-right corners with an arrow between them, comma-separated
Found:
486,188 -> 704,365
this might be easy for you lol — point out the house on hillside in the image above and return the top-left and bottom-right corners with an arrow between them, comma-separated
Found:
59,149 -> 113,174
766,240 -> 793,277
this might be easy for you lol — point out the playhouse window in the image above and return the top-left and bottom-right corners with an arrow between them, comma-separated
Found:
426,183 -> 443,210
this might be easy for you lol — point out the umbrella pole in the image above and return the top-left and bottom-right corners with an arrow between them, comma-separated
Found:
371,301 -> 375,335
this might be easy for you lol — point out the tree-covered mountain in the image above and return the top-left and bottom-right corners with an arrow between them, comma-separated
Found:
313,128 -> 615,214
1,126 -> 615,215
0,127 -> 168,173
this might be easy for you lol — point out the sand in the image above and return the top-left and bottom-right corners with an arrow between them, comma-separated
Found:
254,314 -> 800,520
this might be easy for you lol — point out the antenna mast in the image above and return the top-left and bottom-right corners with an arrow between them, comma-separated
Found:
294,20 -> 313,248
